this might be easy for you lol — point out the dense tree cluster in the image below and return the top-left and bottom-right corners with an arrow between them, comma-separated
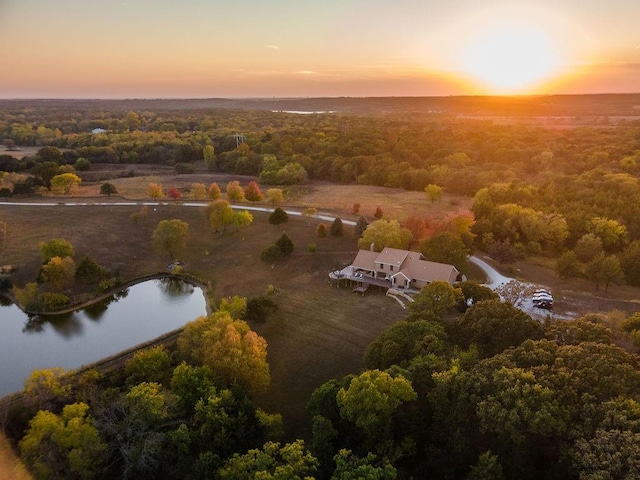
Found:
306,284 -> 640,479
4,104 -> 640,283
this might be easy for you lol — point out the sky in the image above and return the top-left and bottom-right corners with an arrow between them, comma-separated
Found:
0,0 -> 639,98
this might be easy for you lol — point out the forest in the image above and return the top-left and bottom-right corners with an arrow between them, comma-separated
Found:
2,97 -> 640,478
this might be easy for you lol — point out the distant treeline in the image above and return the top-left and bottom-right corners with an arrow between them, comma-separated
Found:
2,103 -> 640,285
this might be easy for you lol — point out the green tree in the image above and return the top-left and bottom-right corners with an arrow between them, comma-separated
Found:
574,233 -> 604,262
331,450 -> 397,480
36,146 -> 64,164
217,440 -> 318,480
330,218 -> 344,237
425,183 -> 443,202
276,232 -> 294,258
50,173 -> 81,194
585,252 -> 624,290
354,216 -> 369,239
99,182 -> 117,198
39,238 -> 74,263
358,220 -> 412,252
203,145 -> 216,170
244,296 -> 278,322
42,256 -> 75,290
556,250 -> 582,279
218,295 -> 248,319
587,216 -> 628,250
364,320 -> 448,370
337,370 -> 417,441
125,345 -> 173,387
261,244 -> 284,263
468,451 -> 504,480
452,299 -> 544,357
152,219 -> 189,259
546,317 -> 613,346
458,281 -> 499,309
569,429 -> 640,480
269,207 -> 289,227
32,161 -> 59,189
207,199 -> 235,234
20,402 -> 107,480
407,281 -> 463,323
226,180 -> 245,202
244,181 -> 264,202
74,157 -> 91,171
420,232 -> 470,269
620,240 -> 640,286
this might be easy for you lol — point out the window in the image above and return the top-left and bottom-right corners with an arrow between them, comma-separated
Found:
390,265 -> 394,271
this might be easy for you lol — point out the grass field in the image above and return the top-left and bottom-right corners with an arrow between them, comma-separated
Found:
0,201 -> 408,438
3,176 -> 640,438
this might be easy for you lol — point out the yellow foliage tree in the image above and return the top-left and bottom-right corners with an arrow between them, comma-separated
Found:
147,182 -> 164,199
178,311 -> 270,395
50,173 -> 81,194
42,256 -> 75,289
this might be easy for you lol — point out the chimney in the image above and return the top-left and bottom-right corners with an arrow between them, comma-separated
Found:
370,243 -> 375,251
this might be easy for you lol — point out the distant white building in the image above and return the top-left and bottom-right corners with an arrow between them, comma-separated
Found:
91,128 -> 107,134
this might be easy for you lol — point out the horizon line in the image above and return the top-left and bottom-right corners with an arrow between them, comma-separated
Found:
1,92 -> 640,101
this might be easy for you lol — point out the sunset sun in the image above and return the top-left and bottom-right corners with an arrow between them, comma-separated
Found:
459,23 -> 562,93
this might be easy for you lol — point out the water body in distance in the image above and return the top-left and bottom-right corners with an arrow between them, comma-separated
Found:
0,279 -> 206,397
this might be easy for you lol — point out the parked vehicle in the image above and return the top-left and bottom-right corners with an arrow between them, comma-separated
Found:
532,289 -> 553,310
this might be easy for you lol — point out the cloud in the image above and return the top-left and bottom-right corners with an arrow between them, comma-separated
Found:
265,45 -> 279,50
296,70 -> 316,75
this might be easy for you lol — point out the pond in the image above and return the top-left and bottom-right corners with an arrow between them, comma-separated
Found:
0,278 -> 206,397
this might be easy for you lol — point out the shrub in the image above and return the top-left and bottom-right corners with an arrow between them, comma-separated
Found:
269,207 -> 288,226
316,224 -> 328,238
307,242 -> 317,253
174,162 -> 195,174
75,256 -> 107,283
40,292 -> 70,311
330,218 -> 344,237
276,233 -> 294,258
98,277 -> 120,292
74,158 -> 91,171
244,296 -> 278,322
0,274 -> 12,291
261,245 -> 283,263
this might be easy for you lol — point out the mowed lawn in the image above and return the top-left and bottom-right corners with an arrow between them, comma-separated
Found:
0,203 -> 406,438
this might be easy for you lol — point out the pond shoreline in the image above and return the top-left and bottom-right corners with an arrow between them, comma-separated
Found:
1,272 -> 213,316
0,275 -> 212,410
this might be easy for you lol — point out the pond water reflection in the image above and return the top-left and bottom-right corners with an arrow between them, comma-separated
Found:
0,279 -> 206,397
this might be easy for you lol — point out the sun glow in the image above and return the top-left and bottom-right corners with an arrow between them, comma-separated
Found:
457,21 -> 563,93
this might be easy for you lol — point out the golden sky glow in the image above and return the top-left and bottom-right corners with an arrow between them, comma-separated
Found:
0,0 -> 638,98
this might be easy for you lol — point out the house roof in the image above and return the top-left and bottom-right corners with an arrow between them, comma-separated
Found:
375,247 -> 410,266
351,248 -> 459,284
398,260 -> 459,284
352,250 -> 379,270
